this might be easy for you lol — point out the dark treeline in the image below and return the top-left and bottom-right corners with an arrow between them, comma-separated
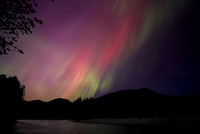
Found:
17,88 -> 200,120
1,73 -> 200,122
0,74 -> 25,132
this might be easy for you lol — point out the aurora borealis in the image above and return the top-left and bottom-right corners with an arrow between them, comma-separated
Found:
0,0 -> 199,101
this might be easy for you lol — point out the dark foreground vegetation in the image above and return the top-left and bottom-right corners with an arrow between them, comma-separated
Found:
0,74 -> 25,132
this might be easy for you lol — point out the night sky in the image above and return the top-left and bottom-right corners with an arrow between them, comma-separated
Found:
0,0 -> 199,101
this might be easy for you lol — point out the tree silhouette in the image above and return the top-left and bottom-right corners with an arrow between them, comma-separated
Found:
0,0 -> 42,55
0,74 -> 25,125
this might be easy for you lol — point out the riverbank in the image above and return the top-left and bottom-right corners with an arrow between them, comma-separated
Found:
76,117 -> 200,125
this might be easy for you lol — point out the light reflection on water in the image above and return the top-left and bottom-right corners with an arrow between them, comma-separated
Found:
14,120 -> 137,134
14,119 -> 198,134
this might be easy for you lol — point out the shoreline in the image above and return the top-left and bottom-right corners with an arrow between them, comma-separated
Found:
16,117 -> 200,125
75,117 -> 200,125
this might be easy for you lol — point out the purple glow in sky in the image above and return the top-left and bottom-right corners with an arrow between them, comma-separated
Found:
0,0 -> 199,101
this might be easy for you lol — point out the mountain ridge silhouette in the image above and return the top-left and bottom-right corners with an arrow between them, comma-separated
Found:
26,88 -> 162,103
17,88 -> 200,120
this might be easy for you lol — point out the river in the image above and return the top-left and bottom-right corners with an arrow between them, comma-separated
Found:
13,119 -> 198,134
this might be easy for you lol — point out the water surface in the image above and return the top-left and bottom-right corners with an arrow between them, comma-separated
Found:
14,120 -> 197,134
15,120 -> 138,134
